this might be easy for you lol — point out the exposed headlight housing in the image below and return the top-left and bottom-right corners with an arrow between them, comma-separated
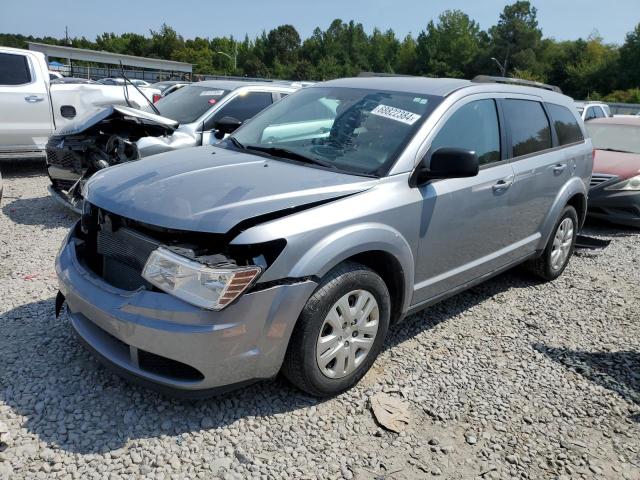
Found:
606,175 -> 640,191
142,247 -> 262,310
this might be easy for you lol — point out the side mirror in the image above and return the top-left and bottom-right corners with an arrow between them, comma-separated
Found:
213,116 -> 242,139
409,147 -> 479,187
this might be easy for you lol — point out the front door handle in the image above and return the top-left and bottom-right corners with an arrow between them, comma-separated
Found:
552,163 -> 567,174
25,95 -> 44,103
492,178 -> 514,192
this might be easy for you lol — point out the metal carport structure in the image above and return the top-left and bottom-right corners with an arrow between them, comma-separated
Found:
28,42 -> 192,81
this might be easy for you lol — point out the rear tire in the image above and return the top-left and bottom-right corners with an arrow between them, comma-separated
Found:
525,205 -> 578,281
282,262 -> 390,397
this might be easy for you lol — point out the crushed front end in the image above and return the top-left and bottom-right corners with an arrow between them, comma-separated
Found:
55,204 -> 317,397
46,106 -> 181,212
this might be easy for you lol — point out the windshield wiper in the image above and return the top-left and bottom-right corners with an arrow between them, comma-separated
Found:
228,136 -> 245,150
244,145 -> 335,168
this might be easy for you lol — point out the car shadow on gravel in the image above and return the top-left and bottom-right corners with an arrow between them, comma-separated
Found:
582,218 -> 640,238
388,268 -> 540,348
1,195 -> 76,229
0,271 -> 541,455
533,344 -> 640,422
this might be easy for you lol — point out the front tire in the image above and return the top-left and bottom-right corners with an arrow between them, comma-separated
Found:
282,262 -> 391,397
525,205 -> 578,281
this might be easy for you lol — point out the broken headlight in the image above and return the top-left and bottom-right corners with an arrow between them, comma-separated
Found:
142,247 -> 262,310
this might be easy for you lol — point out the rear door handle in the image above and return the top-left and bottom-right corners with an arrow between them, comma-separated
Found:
553,163 -> 567,174
24,95 -> 44,103
492,177 -> 514,192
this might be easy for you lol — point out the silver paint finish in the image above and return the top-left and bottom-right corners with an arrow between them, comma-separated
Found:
67,77 -> 593,393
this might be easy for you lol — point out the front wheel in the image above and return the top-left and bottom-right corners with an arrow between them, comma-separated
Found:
282,262 -> 391,397
525,205 -> 578,281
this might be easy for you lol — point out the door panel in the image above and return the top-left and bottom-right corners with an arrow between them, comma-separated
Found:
501,99 -> 563,249
412,97 -> 518,305
413,163 -> 517,303
0,52 -> 51,151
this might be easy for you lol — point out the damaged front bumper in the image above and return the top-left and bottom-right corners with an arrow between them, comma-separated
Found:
56,223 -> 317,398
588,189 -> 640,228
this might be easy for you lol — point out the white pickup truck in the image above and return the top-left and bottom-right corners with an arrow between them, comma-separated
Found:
0,47 -> 160,159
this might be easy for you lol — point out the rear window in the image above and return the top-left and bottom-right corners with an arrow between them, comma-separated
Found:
151,85 -> 229,124
0,53 -> 32,85
546,104 -> 584,146
503,99 -> 552,157
586,123 -> 640,155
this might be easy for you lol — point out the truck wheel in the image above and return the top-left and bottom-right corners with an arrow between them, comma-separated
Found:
282,262 -> 390,397
525,205 -> 578,281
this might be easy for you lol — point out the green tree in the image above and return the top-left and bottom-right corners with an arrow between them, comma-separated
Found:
488,1 -> 542,76
619,23 -> 640,88
416,10 -> 484,78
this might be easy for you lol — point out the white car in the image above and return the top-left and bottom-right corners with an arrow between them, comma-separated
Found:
574,101 -> 611,121
0,47 -> 160,160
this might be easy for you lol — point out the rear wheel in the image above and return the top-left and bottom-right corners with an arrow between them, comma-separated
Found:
282,262 -> 390,397
525,205 -> 578,281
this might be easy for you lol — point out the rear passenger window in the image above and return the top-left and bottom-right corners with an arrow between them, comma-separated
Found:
503,99 -> 552,157
215,92 -> 273,123
0,53 -> 32,85
430,99 -> 501,166
594,107 -> 605,118
546,104 -> 584,146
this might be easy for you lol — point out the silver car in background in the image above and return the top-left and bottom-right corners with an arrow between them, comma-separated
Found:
56,76 -> 592,397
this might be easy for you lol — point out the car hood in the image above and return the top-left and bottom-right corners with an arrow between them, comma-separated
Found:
593,149 -> 640,180
54,105 -> 179,137
85,146 -> 378,234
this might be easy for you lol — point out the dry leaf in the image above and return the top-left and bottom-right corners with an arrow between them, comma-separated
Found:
370,393 -> 410,433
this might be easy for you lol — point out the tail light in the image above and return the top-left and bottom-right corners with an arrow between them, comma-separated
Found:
152,93 -> 161,103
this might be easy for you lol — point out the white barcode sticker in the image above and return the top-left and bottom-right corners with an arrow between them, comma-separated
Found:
370,104 -> 422,125
200,90 -> 225,96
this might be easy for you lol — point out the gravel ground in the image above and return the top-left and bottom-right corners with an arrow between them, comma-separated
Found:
0,160 -> 639,480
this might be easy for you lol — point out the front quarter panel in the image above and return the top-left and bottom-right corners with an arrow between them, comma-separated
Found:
232,175 -> 421,315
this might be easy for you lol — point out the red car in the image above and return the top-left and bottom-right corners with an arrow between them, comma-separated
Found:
586,117 -> 640,227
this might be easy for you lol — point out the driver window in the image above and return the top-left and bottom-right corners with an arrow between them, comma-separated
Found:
204,92 -> 273,130
585,107 -> 597,121
430,99 -> 501,166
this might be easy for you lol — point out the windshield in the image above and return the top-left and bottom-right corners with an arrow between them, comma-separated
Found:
586,123 -> 640,154
148,85 -> 229,124
229,86 -> 441,176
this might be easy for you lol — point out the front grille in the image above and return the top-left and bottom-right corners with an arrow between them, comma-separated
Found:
46,136 -> 84,169
96,225 -> 161,290
590,173 -> 616,189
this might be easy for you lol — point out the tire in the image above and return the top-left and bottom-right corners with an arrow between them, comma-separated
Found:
525,205 -> 578,281
282,262 -> 391,397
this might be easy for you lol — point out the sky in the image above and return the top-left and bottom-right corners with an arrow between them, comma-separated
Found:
1,0 -> 638,45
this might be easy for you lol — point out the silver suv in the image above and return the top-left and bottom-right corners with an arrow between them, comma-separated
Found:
56,75 -> 592,397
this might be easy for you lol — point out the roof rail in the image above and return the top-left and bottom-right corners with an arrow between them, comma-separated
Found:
472,75 -> 562,93
200,74 -> 304,84
358,72 -> 412,78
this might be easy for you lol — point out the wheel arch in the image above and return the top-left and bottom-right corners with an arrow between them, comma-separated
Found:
289,223 -> 415,319
537,177 -> 588,251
